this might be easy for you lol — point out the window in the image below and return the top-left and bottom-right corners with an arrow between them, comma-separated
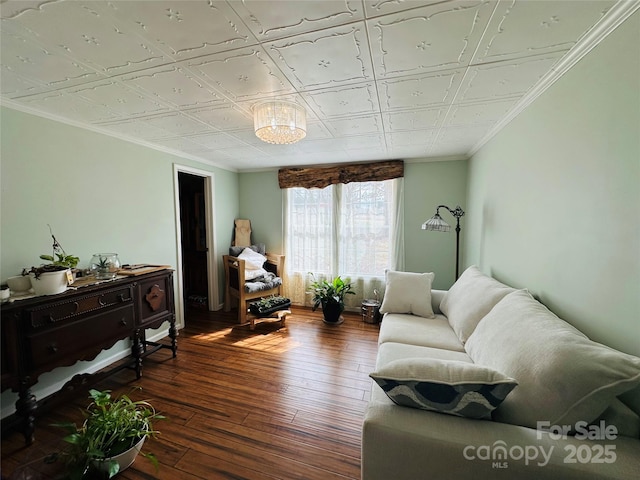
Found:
284,178 -> 404,307
338,181 -> 395,276
287,185 -> 333,274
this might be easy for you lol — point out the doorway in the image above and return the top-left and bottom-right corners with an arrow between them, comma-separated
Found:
173,165 -> 218,328
178,172 -> 209,312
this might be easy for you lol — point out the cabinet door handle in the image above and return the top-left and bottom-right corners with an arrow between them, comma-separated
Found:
98,296 -> 106,306
47,314 -> 55,324
48,344 -> 58,354
117,293 -> 132,302
120,318 -> 128,326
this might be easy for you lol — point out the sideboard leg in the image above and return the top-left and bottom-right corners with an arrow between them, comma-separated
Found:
169,315 -> 178,357
16,380 -> 37,445
131,329 -> 144,379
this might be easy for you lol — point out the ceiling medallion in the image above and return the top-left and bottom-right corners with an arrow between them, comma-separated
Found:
253,100 -> 307,145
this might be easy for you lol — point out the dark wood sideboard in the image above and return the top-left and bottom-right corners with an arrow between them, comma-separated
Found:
1,269 -> 177,444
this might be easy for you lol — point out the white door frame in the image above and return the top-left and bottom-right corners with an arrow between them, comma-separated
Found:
173,164 -> 219,328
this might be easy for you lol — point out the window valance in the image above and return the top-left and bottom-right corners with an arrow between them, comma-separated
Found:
278,160 -> 404,189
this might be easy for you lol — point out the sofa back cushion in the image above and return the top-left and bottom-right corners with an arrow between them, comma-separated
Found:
619,384 -> 640,417
465,289 -> 640,429
594,398 -> 640,439
379,270 -> 435,319
439,266 -> 514,344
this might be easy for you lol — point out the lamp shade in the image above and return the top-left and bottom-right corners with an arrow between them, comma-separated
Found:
422,213 -> 451,232
254,100 -> 306,144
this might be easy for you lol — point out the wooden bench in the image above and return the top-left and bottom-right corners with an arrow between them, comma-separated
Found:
245,309 -> 290,331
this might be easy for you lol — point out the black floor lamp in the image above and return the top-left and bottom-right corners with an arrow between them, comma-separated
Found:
421,205 -> 465,279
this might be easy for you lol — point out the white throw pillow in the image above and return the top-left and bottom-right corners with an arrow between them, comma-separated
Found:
465,289 -> 640,429
244,268 -> 268,281
379,270 -> 435,319
238,247 -> 267,270
439,265 -> 514,344
370,358 -> 517,419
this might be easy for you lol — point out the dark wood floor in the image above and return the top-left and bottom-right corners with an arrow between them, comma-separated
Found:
1,307 -> 381,479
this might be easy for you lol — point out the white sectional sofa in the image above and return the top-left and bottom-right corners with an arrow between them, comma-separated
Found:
362,266 -> 640,480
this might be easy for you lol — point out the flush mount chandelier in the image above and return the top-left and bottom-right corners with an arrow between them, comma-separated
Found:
253,100 -> 307,145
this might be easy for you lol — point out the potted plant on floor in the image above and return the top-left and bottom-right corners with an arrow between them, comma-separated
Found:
28,225 -> 79,295
54,388 -> 164,480
308,274 -> 356,324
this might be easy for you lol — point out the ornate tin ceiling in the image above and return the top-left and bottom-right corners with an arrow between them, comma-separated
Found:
0,0 -> 634,171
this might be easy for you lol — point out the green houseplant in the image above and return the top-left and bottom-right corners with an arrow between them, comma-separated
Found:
28,225 -> 79,295
249,295 -> 291,316
308,274 -> 356,324
54,388 -> 164,479
37,224 -> 80,270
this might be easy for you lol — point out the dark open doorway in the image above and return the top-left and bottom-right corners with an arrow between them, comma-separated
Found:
178,172 -> 209,316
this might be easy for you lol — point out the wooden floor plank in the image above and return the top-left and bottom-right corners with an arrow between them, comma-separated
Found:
1,307 -> 380,479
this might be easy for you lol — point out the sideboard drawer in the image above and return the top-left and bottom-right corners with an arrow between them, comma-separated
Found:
26,285 -> 134,331
27,304 -> 135,370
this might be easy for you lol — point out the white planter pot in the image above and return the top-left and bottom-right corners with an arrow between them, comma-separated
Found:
93,436 -> 145,475
7,275 -> 32,293
29,269 -> 70,295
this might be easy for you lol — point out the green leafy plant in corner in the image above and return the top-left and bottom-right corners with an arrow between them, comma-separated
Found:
52,388 -> 164,480
307,274 -> 355,311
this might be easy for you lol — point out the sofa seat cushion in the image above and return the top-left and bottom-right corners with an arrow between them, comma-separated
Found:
376,341 -> 472,370
465,289 -> 640,429
379,313 -> 465,352
363,387 -> 640,480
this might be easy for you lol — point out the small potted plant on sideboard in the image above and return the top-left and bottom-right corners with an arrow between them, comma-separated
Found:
28,225 -> 79,295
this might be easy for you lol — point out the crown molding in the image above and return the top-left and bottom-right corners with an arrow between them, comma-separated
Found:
468,0 -> 640,157
405,154 -> 469,164
0,99 -> 238,173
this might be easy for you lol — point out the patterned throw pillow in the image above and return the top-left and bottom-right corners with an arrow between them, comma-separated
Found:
370,358 -> 517,419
